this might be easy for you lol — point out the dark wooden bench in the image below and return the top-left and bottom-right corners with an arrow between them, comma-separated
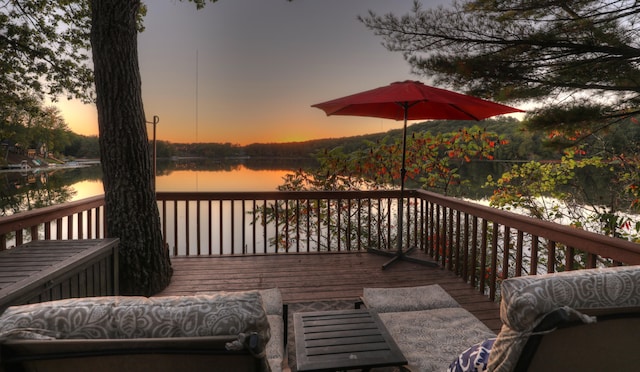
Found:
0,239 -> 119,311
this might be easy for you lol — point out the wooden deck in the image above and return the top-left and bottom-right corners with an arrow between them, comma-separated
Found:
158,251 -> 501,333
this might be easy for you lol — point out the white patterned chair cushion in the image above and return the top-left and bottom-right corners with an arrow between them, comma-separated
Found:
363,284 -> 460,313
0,291 -> 270,350
259,288 -> 284,316
379,308 -> 496,371
488,265 -> 640,372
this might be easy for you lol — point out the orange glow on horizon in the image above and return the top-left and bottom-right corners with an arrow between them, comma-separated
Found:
71,180 -> 104,200
155,165 -> 289,192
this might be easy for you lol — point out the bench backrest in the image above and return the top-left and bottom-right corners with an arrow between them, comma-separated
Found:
488,265 -> 640,372
514,307 -> 640,372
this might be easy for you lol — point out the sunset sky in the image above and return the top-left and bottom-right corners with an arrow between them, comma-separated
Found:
56,0 -> 455,145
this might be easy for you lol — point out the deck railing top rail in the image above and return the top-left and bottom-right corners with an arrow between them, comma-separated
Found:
415,189 -> 640,265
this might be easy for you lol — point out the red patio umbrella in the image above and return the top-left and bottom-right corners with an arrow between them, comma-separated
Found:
312,80 -> 524,268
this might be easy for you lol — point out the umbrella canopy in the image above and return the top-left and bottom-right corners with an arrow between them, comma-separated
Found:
311,80 -> 523,269
312,80 -> 524,121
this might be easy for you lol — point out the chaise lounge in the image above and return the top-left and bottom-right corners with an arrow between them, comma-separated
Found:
362,265 -> 640,371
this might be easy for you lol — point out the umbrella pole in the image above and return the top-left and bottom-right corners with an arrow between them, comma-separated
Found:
380,104 -> 409,269
378,103 -> 438,270
397,107 -> 408,255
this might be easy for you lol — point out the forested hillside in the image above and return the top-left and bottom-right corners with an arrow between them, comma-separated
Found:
8,115 -> 639,163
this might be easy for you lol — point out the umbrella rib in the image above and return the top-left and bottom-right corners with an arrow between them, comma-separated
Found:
448,104 -> 481,121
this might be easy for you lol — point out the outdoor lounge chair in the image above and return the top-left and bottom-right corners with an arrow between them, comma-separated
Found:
512,306 -> 640,371
362,265 -> 640,372
487,265 -> 640,372
0,289 -> 288,372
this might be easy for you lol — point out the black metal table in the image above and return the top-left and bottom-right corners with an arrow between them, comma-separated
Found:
294,309 -> 407,371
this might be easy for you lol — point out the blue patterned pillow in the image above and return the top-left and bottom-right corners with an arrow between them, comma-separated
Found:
448,338 -> 496,372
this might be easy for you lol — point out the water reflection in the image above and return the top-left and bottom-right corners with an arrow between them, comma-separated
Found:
0,158 -> 318,216
1,158 -> 625,217
0,166 -> 102,216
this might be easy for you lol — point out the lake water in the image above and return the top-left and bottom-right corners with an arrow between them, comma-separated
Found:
70,165 -> 292,200
2,159 -> 638,250
1,158 -> 637,221
0,159 -> 313,216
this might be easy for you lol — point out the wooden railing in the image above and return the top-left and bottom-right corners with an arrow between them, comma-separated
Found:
415,190 -> 640,300
0,196 -> 105,250
155,191 -> 405,256
2,190 -> 639,300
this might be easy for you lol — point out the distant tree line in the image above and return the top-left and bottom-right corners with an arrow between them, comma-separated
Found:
5,109 -> 640,164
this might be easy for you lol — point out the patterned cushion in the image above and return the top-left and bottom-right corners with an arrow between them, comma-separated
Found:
378,307 -> 496,371
448,338 -> 495,372
0,291 -> 270,348
500,266 -> 640,332
488,265 -> 640,372
259,288 -> 284,316
363,284 -> 460,313
266,314 -> 285,372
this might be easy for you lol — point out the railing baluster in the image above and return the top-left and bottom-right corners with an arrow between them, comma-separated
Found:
208,200 -> 213,255
470,216 -> 478,288
462,213 -> 469,281
295,199 -> 300,253
31,226 -> 38,241
548,240 -> 557,273
173,201 -> 178,256
411,198 -> 420,247
67,215 -> 73,240
347,199 -> 352,251
45,221 -> 51,240
219,200 -> 223,255
479,219 -> 488,295
229,199 -> 236,254
566,246 -> 574,270
455,210 -> 461,274
185,200 -> 190,255
357,198 -> 362,251
376,198 -> 381,250
305,198 -> 311,252
161,200 -> 167,252
56,218 -> 63,241
435,205 -> 441,263
489,222 -> 499,301
327,198 -> 332,252
515,230 -> 524,277
251,199 -> 258,254
316,199 -> 322,251
502,226 -> 510,281
242,200 -> 247,255
274,200 -> 279,253
77,212 -> 84,240
447,208 -> 454,270
586,253 -> 597,268
196,200 -> 201,256
262,200 -> 268,254
531,236 -> 539,275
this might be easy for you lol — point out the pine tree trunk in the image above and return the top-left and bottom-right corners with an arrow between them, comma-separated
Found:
89,0 -> 172,295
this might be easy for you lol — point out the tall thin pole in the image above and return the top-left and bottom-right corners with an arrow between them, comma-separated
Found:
195,49 -> 199,191
397,103 -> 409,255
152,115 -> 159,183
146,115 -> 159,191
195,49 -> 199,143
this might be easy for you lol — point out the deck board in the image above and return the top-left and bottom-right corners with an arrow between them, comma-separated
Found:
158,251 -> 501,333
